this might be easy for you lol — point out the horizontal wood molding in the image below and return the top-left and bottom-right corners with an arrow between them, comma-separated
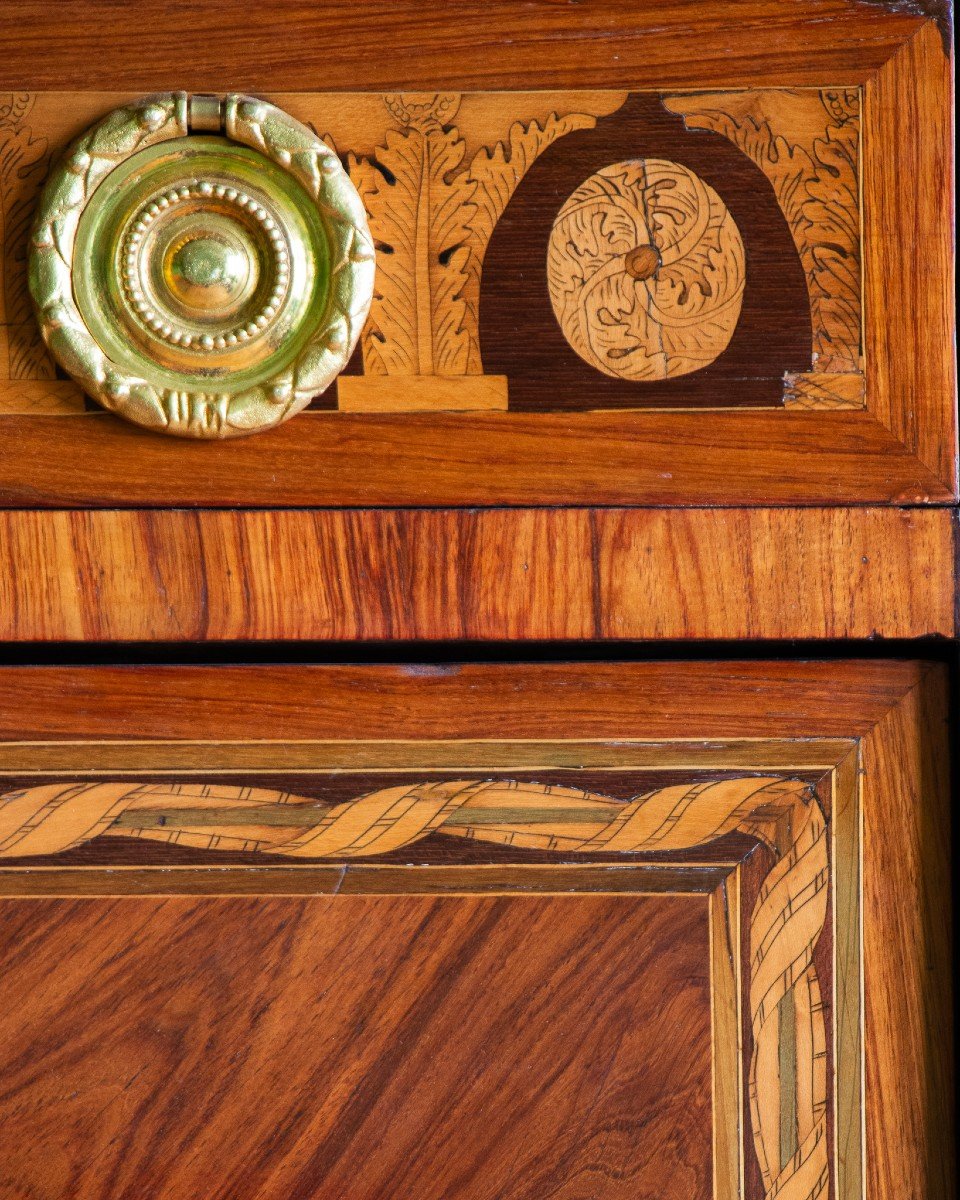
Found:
0,863 -> 729,898
0,407 -> 953,507
0,2 -> 933,92
0,659 -> 936,742
0,507 -> 954,641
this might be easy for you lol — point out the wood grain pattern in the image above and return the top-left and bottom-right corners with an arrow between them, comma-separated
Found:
860,663 -> 954,1200
711,873 -> 743,1200
0,892 -> 715,1199
0,862 -> 732,897
0,2 -> 932,93
0,508 -> 953,641
336,373 -> 509,412
0,659 -> 935,743
863,20 -> 958,495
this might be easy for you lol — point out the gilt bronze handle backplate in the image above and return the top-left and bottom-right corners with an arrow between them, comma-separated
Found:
29,93 -> 375,438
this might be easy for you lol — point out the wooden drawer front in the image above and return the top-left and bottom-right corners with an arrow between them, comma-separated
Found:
0,661 -> 950,1199
0,14 -> 954,505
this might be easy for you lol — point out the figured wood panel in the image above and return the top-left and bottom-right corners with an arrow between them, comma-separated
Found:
860,667 -> 954,1200
0,507 -> 954,641
0,893 -> 714,1200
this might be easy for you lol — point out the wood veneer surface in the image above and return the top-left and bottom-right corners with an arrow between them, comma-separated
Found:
1,508 -> 954,641
0,892 -> 713,1200
0,2 -> 935,92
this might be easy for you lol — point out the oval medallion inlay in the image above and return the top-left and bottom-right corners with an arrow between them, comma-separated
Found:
547,159 -> 745,381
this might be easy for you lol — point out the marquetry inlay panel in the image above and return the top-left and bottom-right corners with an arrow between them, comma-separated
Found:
1,734 -> 862,1200
1,87 -> 861,420
547,158 -> 746,381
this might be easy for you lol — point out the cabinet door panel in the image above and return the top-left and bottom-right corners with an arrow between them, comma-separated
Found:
0,661 -> 951,1199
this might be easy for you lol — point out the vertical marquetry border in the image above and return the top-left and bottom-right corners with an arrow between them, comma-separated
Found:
710,868 -> 743,1200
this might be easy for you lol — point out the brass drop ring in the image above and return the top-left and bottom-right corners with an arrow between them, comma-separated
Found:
29,93 -> 375,439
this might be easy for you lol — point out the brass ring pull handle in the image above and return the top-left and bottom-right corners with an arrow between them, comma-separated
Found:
29,93 -> 375,438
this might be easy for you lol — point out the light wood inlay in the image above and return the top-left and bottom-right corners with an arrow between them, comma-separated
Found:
337,373 -> 508,412
547,159 -> 746,381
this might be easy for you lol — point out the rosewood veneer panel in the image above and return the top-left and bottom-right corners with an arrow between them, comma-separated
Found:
0,508 -> 953,641
0,893 -> 713,1200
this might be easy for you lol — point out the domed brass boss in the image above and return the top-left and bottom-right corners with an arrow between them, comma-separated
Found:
29,93 -> 375,438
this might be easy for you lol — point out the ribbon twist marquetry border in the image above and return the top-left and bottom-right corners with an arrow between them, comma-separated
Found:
0,775 -> 828,1200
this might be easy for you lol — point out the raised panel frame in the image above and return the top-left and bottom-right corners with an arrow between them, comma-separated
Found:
0,7 -> 954,506
0,658 -> 951,1198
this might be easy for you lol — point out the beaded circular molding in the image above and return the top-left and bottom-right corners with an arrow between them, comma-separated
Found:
29,93 -> 375,438
547,159 -> 745,382
120,181 -> 291,350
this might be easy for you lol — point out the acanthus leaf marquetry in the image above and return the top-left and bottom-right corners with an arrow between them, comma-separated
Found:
341,93 -> 597,393
546,157 -> 747,383
0,93 -> 53,387
3,87 -> 857,416
664,87 -> 862,380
